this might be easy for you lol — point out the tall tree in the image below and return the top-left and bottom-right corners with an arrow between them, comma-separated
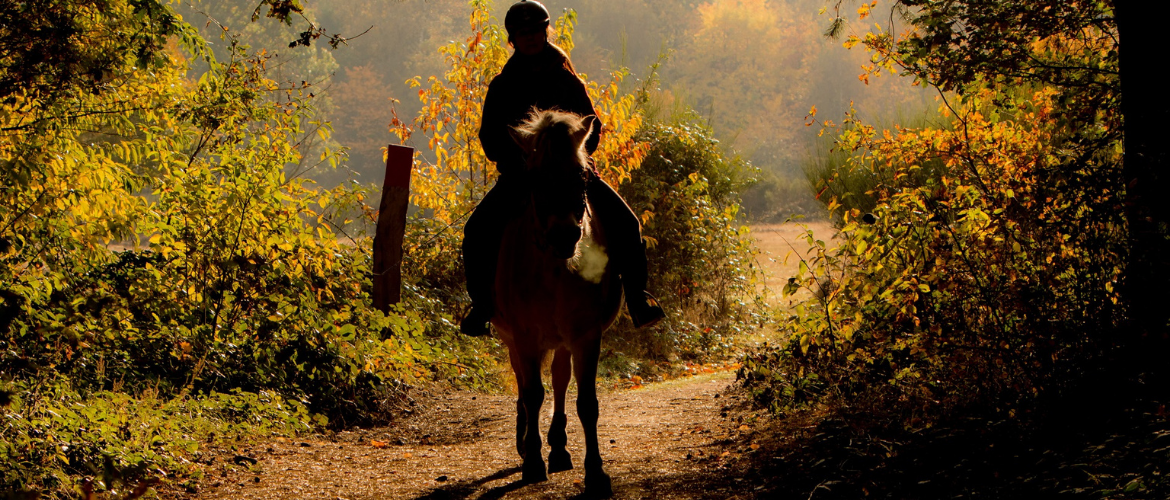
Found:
1112,0 -> 1170,352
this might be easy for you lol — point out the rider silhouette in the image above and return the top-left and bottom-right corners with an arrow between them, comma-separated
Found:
460,0 -> 666,336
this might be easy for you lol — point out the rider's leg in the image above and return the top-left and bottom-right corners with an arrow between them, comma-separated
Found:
585,174 -> 666,328
461,175 -> 520,336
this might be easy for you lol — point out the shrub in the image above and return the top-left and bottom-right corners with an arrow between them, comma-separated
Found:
741,90 -> 1124,417
739,168 -> 823,222
801,109 -> 950,221
610,116 -> 766,365
1,380 -> 316,497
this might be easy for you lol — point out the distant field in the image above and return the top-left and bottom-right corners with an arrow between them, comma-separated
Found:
749,220 -> 836,308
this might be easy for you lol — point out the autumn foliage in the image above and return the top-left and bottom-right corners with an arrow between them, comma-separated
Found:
742,1 -> 1126,418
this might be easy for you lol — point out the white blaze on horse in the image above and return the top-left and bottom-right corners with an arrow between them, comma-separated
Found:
493,109 -> 622,497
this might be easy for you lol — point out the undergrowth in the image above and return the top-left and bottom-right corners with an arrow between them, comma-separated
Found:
2,382 -> 314,498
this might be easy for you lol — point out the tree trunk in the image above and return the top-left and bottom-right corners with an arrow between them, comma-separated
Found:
1114,0 -> 1170,358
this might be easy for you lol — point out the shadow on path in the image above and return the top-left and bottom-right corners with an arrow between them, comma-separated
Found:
629,376 -> 1170,499
410,465 -> 621,500
410,466 -> 524,500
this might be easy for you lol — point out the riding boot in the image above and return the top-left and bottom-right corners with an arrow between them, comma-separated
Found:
621,238 -> 666,328
461,222 -> 497,337
584,173 -> 666,329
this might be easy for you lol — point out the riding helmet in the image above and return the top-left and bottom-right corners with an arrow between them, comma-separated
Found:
505,0 -> 550,35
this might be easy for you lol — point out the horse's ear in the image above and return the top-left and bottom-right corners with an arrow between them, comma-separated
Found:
509,127 -> 534,155
573,115 -> 598,149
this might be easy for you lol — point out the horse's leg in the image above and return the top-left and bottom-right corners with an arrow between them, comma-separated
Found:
518,352 -> 548,483
573,340 -> 612,497
515,397 -> 526,459
508,348 -> 530,459
547,347 -> 573,473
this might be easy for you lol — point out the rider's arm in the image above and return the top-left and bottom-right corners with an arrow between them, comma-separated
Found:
479,78 -> 527,175
562,72 -> 603,155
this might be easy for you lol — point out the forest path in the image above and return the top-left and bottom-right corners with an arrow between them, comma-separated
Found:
202,371 -> 767,499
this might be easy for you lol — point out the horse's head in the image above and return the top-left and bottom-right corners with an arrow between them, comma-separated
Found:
510,110 -> 597,260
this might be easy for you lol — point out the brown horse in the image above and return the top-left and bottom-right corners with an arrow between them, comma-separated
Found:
492,109 -> 623,497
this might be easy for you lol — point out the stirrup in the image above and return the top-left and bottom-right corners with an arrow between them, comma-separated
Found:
628,296 -> 666,329
460,306 -> 493,337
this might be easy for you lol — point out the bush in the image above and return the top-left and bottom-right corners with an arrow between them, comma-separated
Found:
801,109 -> 950,222
739,168 -> 824,222
740,90 -> 1124,418
1,380 -> 315,497
608,116 -> 767,367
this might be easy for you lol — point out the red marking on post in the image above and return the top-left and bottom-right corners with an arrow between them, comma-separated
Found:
385,145 -> 413,188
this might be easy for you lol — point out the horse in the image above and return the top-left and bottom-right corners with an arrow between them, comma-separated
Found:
492,109 -> 623,497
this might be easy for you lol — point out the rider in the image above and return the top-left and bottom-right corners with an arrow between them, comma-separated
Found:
460,0 -> 666,337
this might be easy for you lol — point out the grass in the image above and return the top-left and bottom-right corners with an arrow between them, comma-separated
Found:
1,382 -> 318,498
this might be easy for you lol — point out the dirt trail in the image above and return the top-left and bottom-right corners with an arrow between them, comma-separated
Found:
199,372 -> 769,499
187,221 -> 824,500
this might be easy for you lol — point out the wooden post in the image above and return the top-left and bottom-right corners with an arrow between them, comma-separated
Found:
372,145 -> 414,313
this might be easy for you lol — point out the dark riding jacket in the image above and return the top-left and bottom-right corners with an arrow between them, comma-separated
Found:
479,45 -> 602,176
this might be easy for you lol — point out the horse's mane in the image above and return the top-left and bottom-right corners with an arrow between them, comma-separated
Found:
513,109 -> 591,176
516,108 -> 583,134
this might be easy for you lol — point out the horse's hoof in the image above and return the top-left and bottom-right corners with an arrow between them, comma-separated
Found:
584,470 -> 612,498
547,449 -> 573,473
522,460 -> 548,483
